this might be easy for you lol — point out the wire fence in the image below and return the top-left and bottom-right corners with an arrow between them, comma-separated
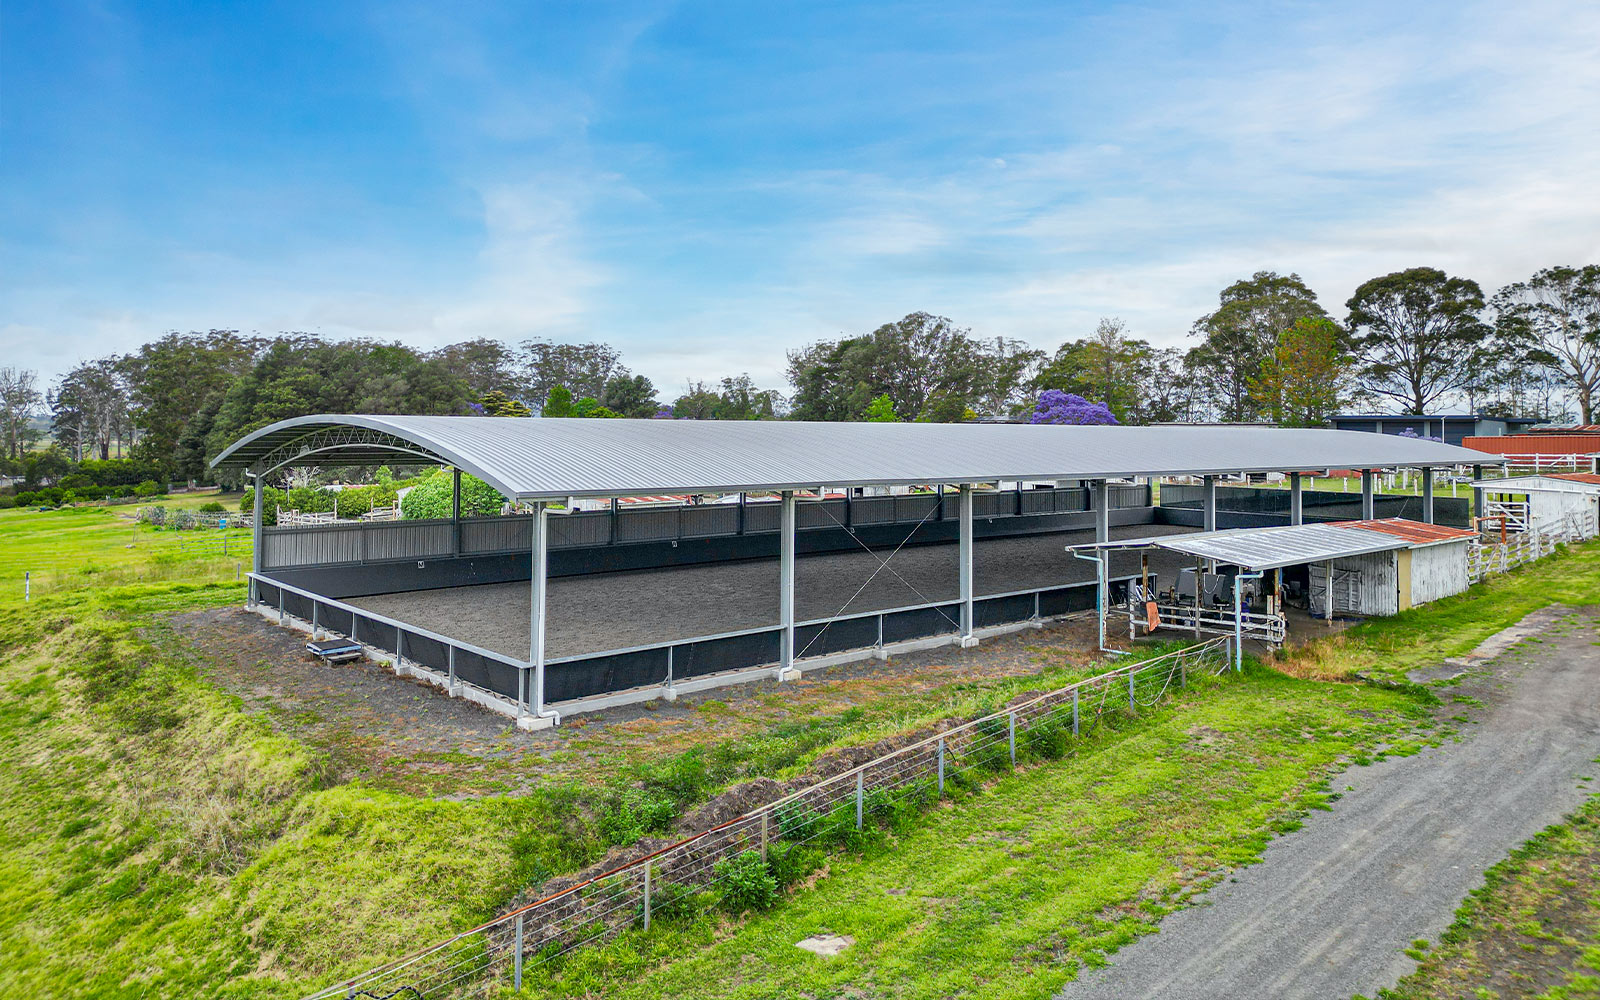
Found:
302,636 -> 1232,1000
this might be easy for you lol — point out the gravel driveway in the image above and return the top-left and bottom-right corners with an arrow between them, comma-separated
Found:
1058,605 -> 1600,1000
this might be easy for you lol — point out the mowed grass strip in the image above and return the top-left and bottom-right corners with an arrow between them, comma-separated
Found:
1376,797 -> 1600,1000
1277,537 -> 1600,683
523,668 -> 1427,1000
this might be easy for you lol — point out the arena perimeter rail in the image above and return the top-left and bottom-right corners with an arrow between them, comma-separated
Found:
248,572 -> 1129,708
300,636 -> 1233,1000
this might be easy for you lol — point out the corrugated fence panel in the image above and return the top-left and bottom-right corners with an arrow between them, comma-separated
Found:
849,496 -> 898,525
548,512 -> 610,548
463,515 -> 534,554
615,508 -> 681,543
797,499 -> 849,529
681,505 -> 740,538
364,521 -> 454,562
742,502 -> 782,533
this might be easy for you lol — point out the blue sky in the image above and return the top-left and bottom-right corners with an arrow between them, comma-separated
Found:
4,0 -> 1598,397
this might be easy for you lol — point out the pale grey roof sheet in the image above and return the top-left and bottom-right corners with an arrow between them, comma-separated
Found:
1069,523 -> 1414,571
212,414 -> 1498,501
1469,475 -> 1600,494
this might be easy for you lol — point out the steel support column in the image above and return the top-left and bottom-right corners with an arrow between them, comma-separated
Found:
528,502 -> 551,722
1092,479 -> 1110,543
250,470 -> 264,605
1421,466 -> 1435,524
1289,472 -> 1303,526
1361,470 -> 1375,519
451,468 -> 462,555
1473,464 -> 1485,519
779,490 -> 796,677
958,484 -> 976,646
1202,475 -> 1217,532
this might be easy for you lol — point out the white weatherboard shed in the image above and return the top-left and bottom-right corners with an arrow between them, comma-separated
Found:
1470,474 -> 1600,536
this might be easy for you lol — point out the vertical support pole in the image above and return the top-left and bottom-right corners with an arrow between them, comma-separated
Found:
1325,559 -> 1334,626
855,771 -> 864,830
1128,669 -> 1136,710
311,601 -> 320,640
1472,464 -> 1485,520
1092,479 -> 1110,543
643,864 -> 652,931
1202,474 -> 1217,532
447,644 -> 457,695
1233,574 -> 1244,672
958,484 -> 975,645
529,502 -> 548,720
1194,556 -> 1204,638
936,738 -> 945,796
396,624 -> 402,668
1361,470 -> 1375,520
666,645 -> 674,689
609,497 -> 620,545
277,589 -> 284,625
1289,472 -> 1303,526
514,913 -> 524,991
451,468 -> 462,555
250,470 -> 264,606
1008,711 -> 1016,767
779,490 -> 796,677
1421,467 -> 1435,524
760,811 -> 769,862
1072,688 -> 1080,735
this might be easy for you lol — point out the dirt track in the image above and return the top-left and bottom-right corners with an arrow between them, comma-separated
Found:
1058,605 -> 1600,1000
348,524 -> 1198,658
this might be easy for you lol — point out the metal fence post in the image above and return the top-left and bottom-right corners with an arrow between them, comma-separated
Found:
937,738 -> 945,796
395,624 -> 403,668
643,865 -> 652,931
1128,669 -> 1136,711
855,772 -> 864,830
513,913 -> 524,991
1072,688 -> 1079,735
311,602 -> 320,640
1008,712 -> 1016,767
447,644 -> 457,695
278,589 -> 284,625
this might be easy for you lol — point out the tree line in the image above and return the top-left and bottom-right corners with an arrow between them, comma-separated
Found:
1,263 -> 1595,489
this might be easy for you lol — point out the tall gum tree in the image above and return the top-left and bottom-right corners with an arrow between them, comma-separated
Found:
1345,267 -> 1488,415
1492,265 -> 1600,424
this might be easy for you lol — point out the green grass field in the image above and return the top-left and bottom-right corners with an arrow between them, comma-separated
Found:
0,502 -> 1596,998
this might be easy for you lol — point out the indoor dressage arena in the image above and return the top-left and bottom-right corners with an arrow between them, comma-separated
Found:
212,416 -> 1500,727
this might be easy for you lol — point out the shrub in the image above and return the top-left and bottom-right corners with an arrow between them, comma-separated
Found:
198,501 -> 225,514
239,486 -> 288,526
142,506 -> 168,526
714,851 -> 778,913
598,789 -> 677,845
400,469 -> 506,519
0,495 -> 15,509
133,480 -> 163,498
1023,712 -> 1072,760
169,509 -> 197,530
765,841 -> 823,889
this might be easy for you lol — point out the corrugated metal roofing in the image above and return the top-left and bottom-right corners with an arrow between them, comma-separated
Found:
1463,434 -> 1600,455
1340,518 -> 1478,546
1075,523 -> 1412,571
1469,474 -> 1600,494
211,414 -> 1498,501
1070,518 -> 1477,569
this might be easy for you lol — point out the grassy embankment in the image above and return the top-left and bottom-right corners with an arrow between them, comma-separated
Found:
1375,798 -> 1600,1000
0,502 -> 1597,998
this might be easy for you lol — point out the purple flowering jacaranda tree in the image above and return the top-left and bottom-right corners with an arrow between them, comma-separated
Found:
1028,389 -> 1119,425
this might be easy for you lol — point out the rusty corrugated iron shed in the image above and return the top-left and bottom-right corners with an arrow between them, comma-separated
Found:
1338,518 -> 1479,546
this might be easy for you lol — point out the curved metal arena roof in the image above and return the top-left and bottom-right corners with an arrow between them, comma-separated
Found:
211,415 -> 1499,501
